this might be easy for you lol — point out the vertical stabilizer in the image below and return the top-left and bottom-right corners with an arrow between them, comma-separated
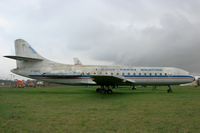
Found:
15,39 -> 43,59
14,39 -> 44,69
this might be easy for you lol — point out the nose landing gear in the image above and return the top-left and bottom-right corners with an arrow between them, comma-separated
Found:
167,85 -> 173,93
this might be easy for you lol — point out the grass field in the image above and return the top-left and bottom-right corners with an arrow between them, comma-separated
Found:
0,86 -> 200,133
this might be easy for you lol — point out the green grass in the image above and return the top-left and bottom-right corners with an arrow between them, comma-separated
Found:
0,86 -> 200,133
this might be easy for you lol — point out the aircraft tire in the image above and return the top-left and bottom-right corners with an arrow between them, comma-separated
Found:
107,89 -> 112,94
99,89 -> 106,94
103,89 -> 107,94
96,88 -> 101,93
167,89 -> 173,93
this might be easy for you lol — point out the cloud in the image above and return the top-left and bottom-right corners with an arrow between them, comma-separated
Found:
0,0 -> 200,79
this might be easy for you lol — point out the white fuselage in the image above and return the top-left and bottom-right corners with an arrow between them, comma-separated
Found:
12,61 -> 194,86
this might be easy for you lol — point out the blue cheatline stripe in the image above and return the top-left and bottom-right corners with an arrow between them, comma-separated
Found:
30,74 -> 193,79
81,75 -> 193,78
123,75 -> 193,78
79,75 -> 194,80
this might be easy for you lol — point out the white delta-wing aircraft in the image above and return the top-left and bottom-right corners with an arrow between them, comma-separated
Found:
5,39 -> 195,94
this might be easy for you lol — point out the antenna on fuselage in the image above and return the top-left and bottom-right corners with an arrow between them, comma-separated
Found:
73,57 -> 82,65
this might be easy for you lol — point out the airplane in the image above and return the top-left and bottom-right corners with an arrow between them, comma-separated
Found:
4,39 -> 195,94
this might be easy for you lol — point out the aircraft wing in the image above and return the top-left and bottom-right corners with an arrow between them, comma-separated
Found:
91,75 -> 135,85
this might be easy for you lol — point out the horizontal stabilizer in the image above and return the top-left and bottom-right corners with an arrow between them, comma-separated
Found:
4,56 -> 43,62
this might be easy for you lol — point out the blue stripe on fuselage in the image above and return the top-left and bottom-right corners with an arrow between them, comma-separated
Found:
30,74 -> 194,79
123,75 -> 193,78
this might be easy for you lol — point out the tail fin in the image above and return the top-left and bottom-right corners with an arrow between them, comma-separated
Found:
15,39 -> 44,59
4,39 -> 44,69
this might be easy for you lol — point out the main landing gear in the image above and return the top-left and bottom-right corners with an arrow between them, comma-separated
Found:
96,86 -> 113,94
167,85 -> 173,93
132,85 -> 136,90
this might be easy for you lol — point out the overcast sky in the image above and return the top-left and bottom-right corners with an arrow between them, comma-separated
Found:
1,0 -> 200,79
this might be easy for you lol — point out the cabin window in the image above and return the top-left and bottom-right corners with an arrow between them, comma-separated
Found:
93,72 -> 96,75
139,73 -> 141,76
87,72 -> 90,75
111,73 -> 113,75
116,73 -> 119,75
82,72 -> 84,75
133,73 -> 136,76
128,72 -> 130,75
105,72 -> 108,75
155,73 -> 157,76
160,73 -> 162,76
122,73 -> 125,76
144,73 -> 147,76
149,73 -> 152,76
165,73 -> 167,76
